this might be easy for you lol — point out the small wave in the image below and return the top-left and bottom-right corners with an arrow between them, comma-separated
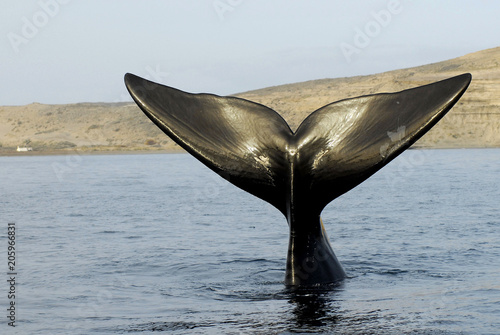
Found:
126,321 -> 214,332
379,268 -> 409,275
221,258 -> 278,265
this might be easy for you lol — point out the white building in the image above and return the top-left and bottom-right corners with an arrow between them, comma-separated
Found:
17,146 -> 33,152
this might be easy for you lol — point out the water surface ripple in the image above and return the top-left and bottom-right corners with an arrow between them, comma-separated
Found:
1,149 -> 499,334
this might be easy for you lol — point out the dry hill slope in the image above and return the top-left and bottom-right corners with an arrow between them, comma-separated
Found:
236,47 -> 500,148
1,47 -> 499,154
0,102 -> 169,153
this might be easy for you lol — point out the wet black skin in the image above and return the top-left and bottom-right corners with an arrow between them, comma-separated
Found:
125,73 -> 471,287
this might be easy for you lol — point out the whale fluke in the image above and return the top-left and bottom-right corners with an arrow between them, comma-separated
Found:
125,73 -> 471,286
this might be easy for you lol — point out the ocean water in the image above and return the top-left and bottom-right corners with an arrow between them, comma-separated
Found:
1,149 -> 499,334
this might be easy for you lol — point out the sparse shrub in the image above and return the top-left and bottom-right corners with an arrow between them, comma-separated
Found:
87,124 -> 102,130
52,141 -> 77,149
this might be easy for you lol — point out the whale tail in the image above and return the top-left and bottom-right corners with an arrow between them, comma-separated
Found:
125,73 -> 471,286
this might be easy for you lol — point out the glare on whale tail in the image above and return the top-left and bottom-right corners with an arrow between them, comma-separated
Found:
125,73 -> 471,286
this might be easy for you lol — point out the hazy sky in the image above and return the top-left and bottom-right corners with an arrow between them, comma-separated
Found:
1,0 -> 499,106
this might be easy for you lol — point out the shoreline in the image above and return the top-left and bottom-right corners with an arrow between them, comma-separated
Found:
0,145 -> 498,157
0,148 -> 184,157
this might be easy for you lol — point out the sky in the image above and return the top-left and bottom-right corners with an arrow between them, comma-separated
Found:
1,0 -> 499,106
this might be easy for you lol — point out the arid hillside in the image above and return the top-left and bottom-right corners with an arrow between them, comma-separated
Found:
0,102 -> 169,153
236,47 -> 500,148
1,47 -> 499,154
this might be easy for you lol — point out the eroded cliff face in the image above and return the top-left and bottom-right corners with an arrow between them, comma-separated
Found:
1,47 -> 499,153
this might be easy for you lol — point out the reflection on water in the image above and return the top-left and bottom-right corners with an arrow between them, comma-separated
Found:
287,287 -> 341,330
